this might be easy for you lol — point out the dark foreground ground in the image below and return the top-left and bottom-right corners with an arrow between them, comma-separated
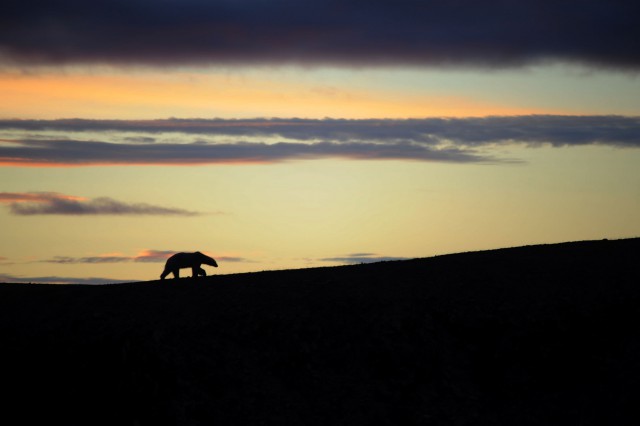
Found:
1,238 -> 639,425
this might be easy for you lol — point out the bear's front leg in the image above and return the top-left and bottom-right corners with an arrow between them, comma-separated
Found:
160,269 -> 169,280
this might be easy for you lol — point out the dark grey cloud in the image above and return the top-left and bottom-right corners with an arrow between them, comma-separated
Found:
2,115 -> 638,146
42,256 -> 131,264
124,136 -> 157,144
321,253 -> 409,264
0,273 -> 132,285
0,116 -> 638,166
0,138 -> 491,166
217,256 -> 254,263
132,251 -> 252,264
36,250 -> 252,264
0,0 -> 638,69
42,252 -> 167,264
0,192 -> 201,216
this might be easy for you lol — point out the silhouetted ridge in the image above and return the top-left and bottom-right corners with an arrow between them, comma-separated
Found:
1,238 -> 639,425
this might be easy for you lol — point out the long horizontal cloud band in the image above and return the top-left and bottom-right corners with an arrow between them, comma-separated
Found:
0,274 -> 133,285
2,116 -> 638,146
0,0 -> 638,69
0,116 -> 638,166
0,140 -> 488,166
321,254 -> 409,264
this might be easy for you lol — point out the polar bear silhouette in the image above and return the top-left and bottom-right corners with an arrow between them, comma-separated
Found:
160,251 -> 218,279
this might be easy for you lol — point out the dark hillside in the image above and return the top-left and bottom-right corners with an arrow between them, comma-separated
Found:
1,238 -> 639,425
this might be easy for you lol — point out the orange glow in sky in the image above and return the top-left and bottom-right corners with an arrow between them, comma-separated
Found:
0,192 -> 87,203
0,70 -> 549,120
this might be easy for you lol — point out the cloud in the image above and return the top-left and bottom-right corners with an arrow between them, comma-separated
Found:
2,116 -> 638,146
0,191 -> 86,202
217,256 -> 254,263
321,253 -> 409,264
37,250 -> 252,264
132,251 -> 252,263
0,273 -> 132,285
133,250 -> 175,263
42,255 -> 131,264
41,251 -> 168,264
0,0 -> 638,70
0,192 -> 202,216
1,116 -> 638,167
0,138 -> 492,166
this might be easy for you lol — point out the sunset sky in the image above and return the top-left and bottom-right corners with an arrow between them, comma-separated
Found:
1,0 -> 639,284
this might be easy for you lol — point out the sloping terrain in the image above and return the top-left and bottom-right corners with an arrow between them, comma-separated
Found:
1,238 -> 639,425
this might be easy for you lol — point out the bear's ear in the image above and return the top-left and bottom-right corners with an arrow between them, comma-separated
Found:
196,251 -> 202,255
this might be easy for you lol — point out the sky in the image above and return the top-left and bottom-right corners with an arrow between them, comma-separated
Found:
1,0 -> 639,284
